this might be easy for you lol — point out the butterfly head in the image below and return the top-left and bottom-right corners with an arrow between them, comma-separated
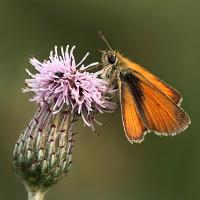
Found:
101,50 -> 118,67
99,31 -> 120,82
99,31 -> 119,67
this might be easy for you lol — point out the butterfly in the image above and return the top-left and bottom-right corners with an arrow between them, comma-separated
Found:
99,31 -> 191,143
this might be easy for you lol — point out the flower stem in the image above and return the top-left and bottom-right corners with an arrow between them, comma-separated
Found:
26,186 -> 46,200
27,190 -> 46,200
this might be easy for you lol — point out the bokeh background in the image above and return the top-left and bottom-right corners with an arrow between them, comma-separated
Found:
0,0 -> 199,199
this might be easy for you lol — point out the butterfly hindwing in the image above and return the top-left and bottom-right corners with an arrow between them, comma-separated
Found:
119,77 -> 147,143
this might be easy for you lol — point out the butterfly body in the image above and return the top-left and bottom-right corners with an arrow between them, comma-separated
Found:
100,47 -> 191,143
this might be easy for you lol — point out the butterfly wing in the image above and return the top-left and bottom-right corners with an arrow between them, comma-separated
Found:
117,53 -> 182,105
121,70 -> 190,136
118,78 -> 148,143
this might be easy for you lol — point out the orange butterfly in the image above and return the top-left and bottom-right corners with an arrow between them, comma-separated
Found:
99,31 -> 191,143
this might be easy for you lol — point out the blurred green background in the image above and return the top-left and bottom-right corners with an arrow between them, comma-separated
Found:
0,0 -> 199,199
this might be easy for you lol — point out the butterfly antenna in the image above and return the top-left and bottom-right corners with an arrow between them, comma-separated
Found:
99,31 -> 113,50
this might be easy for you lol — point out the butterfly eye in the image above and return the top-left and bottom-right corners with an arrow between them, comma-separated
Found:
108,55 -> 116,64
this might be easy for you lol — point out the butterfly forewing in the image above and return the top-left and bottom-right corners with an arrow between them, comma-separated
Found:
122,70 -> 190,135
117,53 -> 182,105
119,78 -> 147,143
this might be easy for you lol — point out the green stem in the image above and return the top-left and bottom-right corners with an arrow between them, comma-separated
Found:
28,191 -> 45,200
26,186 -> 47,200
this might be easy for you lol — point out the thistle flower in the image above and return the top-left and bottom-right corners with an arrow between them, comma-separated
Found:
13,46 -> 116,200
24,46 -> 115,129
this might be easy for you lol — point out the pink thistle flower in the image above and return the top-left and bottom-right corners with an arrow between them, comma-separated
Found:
23,46 -> 116,129
13,45 -> 116,199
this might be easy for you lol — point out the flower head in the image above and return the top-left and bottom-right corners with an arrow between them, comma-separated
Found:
13,45 -> 116,200
24,46 -> 116,129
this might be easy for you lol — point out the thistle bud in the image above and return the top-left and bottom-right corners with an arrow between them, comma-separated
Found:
13,103 -> 75,197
